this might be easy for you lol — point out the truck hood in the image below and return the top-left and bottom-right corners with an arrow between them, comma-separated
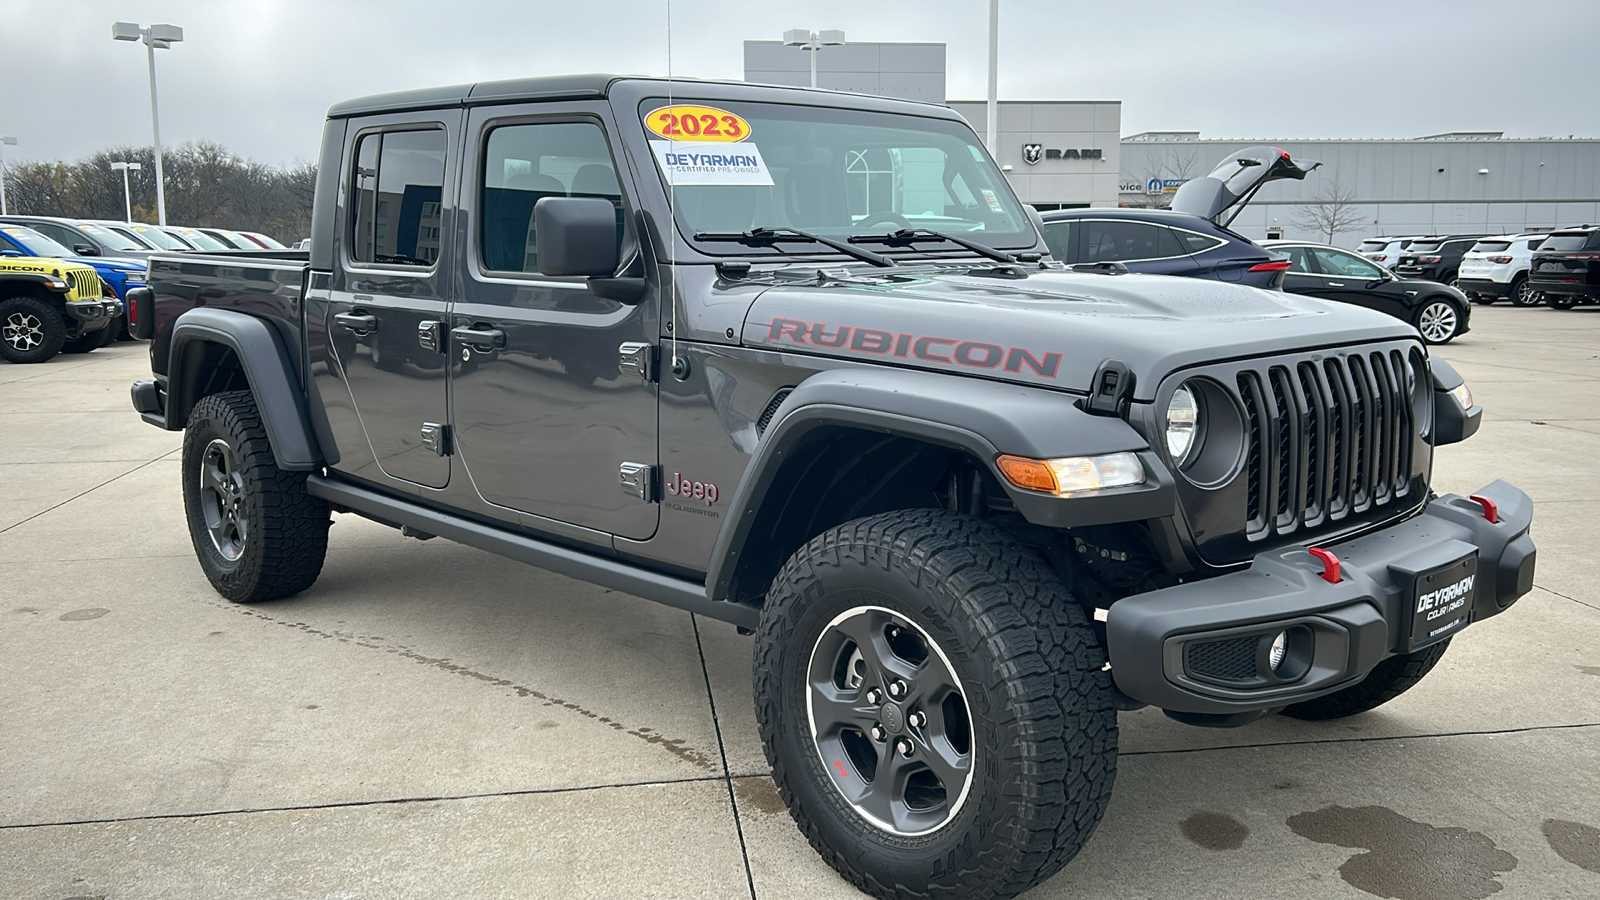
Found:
740,268 -> 1418,401
1170,146 -> 1321,225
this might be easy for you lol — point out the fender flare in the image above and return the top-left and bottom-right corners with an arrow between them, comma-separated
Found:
705,367 -> 1176,602
166,307 -> 323,471
0,272 -> 72,297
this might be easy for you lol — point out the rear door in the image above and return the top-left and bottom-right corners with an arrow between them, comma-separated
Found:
324,115 -> 459,490
1306,247 -> 1394,314
449,102 -> 659,540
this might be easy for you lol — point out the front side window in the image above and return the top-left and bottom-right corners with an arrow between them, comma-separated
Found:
638,99 -> 1033,255
350,127 -> 446,267
1081,220 -> 1183,263
1277,245 -> 1313,273
1311,248 -> 1383,278
478,121 -> 621,274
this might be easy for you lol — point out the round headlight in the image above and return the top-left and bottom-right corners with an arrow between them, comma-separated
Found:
1166,385 -> 1201,466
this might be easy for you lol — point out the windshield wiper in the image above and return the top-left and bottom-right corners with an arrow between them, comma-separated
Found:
847,228 -> 1018,264
693,226 -> 893,268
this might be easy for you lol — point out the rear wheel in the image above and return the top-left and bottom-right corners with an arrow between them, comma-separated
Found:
0,296 -> 67,364
1510,277 -> 1542,308
1414,299 -> 1461,344
1546,294 -> 1578,310
182,390 -> 330,602
1282,639 -> 1451,720
754,510 -> 1117,900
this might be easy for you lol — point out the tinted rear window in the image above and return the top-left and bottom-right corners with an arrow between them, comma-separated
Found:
1473,241 -> 1511,252
1539,233 -> 1600,252
1357,240 -> 1387,251
1408,240 -> 1443,252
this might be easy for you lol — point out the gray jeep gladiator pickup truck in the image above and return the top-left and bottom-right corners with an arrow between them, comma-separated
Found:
128,75 -> 1536,899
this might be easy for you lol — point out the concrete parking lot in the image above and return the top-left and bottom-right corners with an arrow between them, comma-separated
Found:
2,304 -> 1598,899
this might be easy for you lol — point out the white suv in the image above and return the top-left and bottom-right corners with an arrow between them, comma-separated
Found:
1457,234 -> 1548,306
1357,236 -> 1418,270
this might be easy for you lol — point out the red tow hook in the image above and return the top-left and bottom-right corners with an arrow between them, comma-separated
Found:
1469,494 -> 1500,524
1307,547 -> 1341,584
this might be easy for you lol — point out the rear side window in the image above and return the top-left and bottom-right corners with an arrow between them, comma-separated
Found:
1525,237 -> 1545,251
1175,230 -> 1223,253
478,121 -> 621,274
1473,241 -> 1511,253
350,127 -> 447,267
1040,221 -> 1075,262
1081,220 -> 1184,262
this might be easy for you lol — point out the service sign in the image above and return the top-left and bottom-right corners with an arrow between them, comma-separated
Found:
646,105 -> 751,143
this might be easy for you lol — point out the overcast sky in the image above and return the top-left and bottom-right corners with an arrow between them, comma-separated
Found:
5,0 -> 1597,168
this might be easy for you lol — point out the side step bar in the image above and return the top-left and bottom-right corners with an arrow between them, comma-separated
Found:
307,475 -> 759,630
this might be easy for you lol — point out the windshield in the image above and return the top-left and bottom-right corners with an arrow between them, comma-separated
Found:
125,225 -> 188,250
174,229 -> 229,251
245,232 -> 287,248
1540,233 -> 1600,252
75,222 -> 143,252
638,99 -> 1035,256
1,225 -> 76,258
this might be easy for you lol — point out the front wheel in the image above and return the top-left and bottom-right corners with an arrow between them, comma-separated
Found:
0,296 -> 67,363
182,390 -> 330,602
1281,639 -> 1451,720
61,325 -> 113,354
754,510 -> 1116,900
1415,299 -> 1462,344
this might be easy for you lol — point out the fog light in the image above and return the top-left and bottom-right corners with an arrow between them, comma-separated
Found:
1268,631 -> 1289,672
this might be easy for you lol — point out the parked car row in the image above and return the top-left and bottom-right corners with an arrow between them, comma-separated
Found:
1037,147 -> 1473,343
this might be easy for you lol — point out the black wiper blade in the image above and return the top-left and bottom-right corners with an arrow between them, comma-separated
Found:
848,228 -> 1017,264
693,226 -> 893,268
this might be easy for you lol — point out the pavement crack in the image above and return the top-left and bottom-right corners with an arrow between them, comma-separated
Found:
1120,721 -> 1600,757
0,449 -> 178,535
0,776 -> 729,831
1535,583 -> 1600,612
692,614 -> 758,900
204,598 -> 719,772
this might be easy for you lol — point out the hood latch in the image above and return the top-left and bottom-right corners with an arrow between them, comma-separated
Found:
1083,359 -> 1135,418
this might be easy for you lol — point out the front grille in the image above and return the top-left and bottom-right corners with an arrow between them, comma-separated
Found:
1234,347 -> 1425,542
1185,636 -> 1260,683
63,267 -> 104,302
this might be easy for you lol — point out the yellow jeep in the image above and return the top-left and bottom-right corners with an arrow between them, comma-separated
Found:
0,256 -> 119,363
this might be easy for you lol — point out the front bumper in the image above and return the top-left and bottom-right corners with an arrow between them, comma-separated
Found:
1107,480 -> 1535,716
64,297 -> 122,329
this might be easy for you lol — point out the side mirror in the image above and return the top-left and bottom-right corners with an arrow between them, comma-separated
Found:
534,197 -> 619,277
0,249 -> 21,257
73,244 -> 100,256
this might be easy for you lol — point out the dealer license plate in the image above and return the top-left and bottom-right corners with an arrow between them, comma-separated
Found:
1409,555 -> 1477,652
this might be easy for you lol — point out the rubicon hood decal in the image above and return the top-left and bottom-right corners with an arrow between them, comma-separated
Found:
740,269 -> 1417,399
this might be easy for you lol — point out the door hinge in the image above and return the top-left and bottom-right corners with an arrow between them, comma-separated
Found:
420,422 -> 452,456
618,342 -> 657,381
619,462 -> 658,502
417,320 -> 443,353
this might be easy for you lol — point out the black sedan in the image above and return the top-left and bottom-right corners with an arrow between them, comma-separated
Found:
1263,240 -> 1472,344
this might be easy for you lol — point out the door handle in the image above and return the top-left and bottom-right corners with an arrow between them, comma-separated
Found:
334,311 -> 378,332
451,325 -> 506,349
1326,282 -> 1346,287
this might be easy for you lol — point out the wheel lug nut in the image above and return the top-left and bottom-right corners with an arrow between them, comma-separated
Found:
887,680 -> 907,700
896,738 -> 914,757
908,711 -> 925,728
865,688 -> 883,705
869,725 -> 886,741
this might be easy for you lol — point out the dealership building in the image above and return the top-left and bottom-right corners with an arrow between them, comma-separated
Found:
742,41 -> 1600,243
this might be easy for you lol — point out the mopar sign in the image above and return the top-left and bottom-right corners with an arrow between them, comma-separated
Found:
1147,177 -> 1189,193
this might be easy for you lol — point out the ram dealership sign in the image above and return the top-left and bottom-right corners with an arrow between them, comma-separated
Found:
1021,143 -> 1104,165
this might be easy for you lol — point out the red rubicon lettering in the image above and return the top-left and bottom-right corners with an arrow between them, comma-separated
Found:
913,336 -> 956,363
1005,346 -> 1062,378
810,323 -> 850,347
954,341 -> 1002,368
768,318 -> 809,343
850,328 -> 893,353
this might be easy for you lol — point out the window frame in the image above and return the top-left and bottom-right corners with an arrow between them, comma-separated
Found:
468,112 -> 637,285
344,122 -> 451,275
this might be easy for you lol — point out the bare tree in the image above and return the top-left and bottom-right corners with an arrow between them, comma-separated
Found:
1292,179 -> 1365,244
1128,146 -> 1202,209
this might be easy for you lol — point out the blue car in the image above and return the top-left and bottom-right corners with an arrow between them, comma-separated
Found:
0,224 -> 147,336
1038,146 -> 1320,290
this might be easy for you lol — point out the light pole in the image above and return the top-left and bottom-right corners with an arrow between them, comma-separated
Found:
0,136 -> 15,215
112,22 -> 183,226
782,29 -> 846,89
110,161 -> 143,222
986,0 -> 999,154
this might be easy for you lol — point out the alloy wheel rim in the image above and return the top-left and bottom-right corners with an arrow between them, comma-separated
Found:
1419,302 -> 1457,342
199,438 -> 248,561
4,312 -> 43,351
1515,282 -> 1537,306
805,605 -> 975,837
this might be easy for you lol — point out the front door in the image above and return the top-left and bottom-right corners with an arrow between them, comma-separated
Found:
325,118 -> 458,489
449,104 -> 659,539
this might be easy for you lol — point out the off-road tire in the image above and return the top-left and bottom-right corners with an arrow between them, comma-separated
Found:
0,296 -> 67,364
1281,638 -> 1451,720
753,509 -> 1117,900
61,325 -> 112,354
182,390 -> 330,602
